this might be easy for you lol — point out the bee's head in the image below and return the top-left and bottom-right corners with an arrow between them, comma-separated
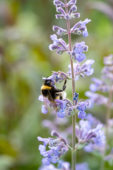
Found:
43,78 -> 53,86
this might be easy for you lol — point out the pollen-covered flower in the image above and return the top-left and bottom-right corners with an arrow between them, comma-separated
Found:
72,42 -> 88,62
38,133 -> 68,166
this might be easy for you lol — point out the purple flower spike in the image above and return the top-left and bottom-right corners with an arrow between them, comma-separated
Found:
72,42 -> 88,62
49,34 -> 68,54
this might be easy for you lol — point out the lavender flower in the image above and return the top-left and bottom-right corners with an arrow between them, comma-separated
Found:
38,95 -> 56,114
85,91 -> 108,106
39,162 -> 90,170
104,54 -> 113,65
76,119 -> 105,149
72,42 -> 88,62
50,71 -> 69,83
89,78 -> 109,92
68,60 -> 94,80
77,100 -> 91,119
71,19 -> 91,37
53,25 -> 67,36
54,0 -> 80,20
49,34 -> 68,54
86,55 -> 113,106
38,134 -> 68,165
38,0 -> 97,169
76,162 -> 89,170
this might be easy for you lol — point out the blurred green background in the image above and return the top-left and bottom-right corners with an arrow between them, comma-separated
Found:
0,0 -> 113,169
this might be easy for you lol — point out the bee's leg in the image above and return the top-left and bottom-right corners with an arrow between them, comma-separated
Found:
62,79 -> 67,91
54,79 -> 67,93
55,93 -> 63,100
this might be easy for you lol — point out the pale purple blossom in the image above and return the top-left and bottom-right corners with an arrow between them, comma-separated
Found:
72,42 -> 88,62
104,54 -> 113,65
56,99 -> 73,118
77,100 -> 91,119
76,119 -> 105,151
50,71 -> 69,83
85,91 -> 108,106
76,162 -> 90,170
90,78 -> 109,93
49,34 -> 68,54
71,19 -> 91,37
39,161 -> 90,170
38,135 -> 68,165
68,60 -> 94,80
53,25 -> 67,36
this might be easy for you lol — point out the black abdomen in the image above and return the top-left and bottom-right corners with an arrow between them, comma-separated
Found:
42,89 -> 56,101
42,89 -> 48,97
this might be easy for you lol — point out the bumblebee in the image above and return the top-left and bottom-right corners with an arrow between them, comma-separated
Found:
41,78 -> 67,102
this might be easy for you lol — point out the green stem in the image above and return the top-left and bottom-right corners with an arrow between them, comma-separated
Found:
64,1 -> 76,169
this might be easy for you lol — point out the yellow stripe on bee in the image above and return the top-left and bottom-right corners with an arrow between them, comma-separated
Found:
55,96 -> 60,99
41,85 -> 52,90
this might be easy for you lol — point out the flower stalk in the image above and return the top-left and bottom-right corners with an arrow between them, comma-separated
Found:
64,1 -> 76,169
38,1 -> 104,170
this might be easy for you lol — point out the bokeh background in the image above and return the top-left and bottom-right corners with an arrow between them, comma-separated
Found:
0,0 -> 113,170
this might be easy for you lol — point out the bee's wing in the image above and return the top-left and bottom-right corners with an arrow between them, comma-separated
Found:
47,89 -> 54,101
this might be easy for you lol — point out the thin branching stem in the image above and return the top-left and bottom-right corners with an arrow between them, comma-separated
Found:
64,1 -> 77,169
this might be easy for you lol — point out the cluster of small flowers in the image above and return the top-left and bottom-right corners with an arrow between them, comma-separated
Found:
86,55 -> 113,107
85,55 -> 113,159
38,0 -> 106,169
40,161 -> 89,170
38,131 -> 68,166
